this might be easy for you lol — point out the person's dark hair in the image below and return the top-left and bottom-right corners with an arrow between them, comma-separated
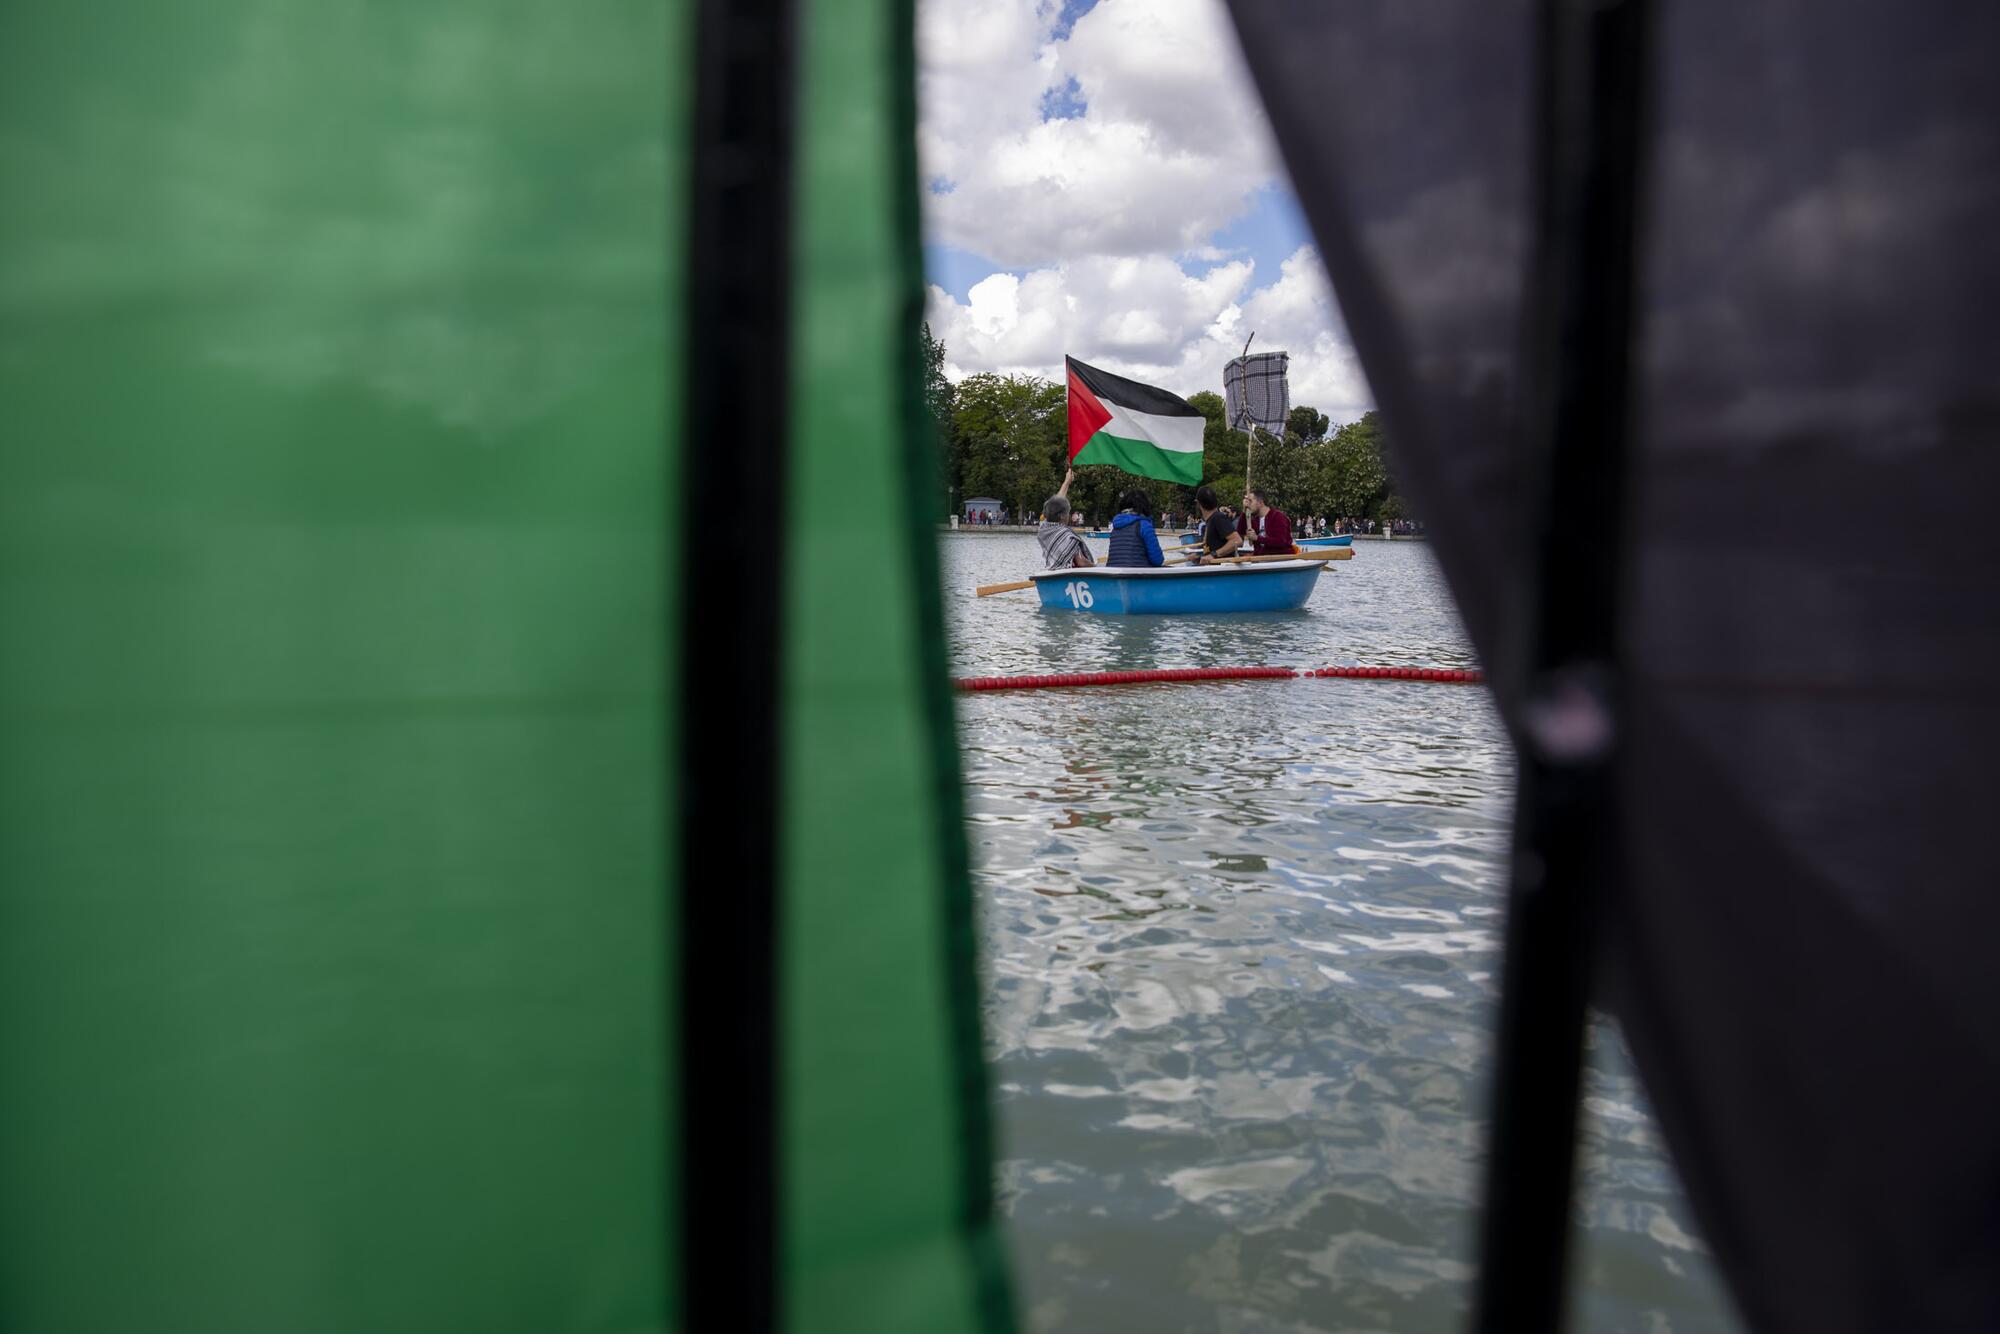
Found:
1117,488 -> 1150,514
1249,487 -> 1270,505
1195,484 -> 1218,510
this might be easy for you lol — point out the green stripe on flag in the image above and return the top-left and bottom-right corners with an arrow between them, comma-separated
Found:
1074,431 -> 1205,485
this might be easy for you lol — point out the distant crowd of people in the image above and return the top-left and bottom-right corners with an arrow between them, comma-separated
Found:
1325,515 -> 1426,537
967,501 -> 1422,538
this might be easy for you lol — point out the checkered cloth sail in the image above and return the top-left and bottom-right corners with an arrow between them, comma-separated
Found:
1223,350 -> 1291,435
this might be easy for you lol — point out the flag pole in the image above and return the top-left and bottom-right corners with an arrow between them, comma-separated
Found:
1233,332 -> 1256,492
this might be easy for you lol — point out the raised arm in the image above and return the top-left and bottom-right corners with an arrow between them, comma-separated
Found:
1056,466 -> 1074,501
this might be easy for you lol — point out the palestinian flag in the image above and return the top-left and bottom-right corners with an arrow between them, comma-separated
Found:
1065,355 -> 1205,485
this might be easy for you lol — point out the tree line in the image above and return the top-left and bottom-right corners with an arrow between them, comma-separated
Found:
924,323 -> 1410,527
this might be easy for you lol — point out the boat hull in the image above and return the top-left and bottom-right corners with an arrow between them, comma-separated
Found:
1296,535 -> 1354,547
1031,560 -> 1322,614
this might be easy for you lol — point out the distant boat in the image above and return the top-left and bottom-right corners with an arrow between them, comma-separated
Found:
1296,534 -> 1355,547
1083,529 -> 1115,539
1030,560 -> 1323,614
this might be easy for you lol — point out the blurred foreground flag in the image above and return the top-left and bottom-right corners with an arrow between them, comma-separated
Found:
1065,355 -> 1205,484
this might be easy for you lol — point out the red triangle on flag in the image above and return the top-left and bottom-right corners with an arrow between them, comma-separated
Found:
1066,365 -> 1112,459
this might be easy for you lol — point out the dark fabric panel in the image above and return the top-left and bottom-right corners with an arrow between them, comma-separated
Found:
1221,0 -> 1538,701
1608,0 -> 2000,1327
1224,0 -> 2000,1328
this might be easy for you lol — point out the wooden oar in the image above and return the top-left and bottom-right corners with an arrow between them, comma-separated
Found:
974,554 -> 1110,597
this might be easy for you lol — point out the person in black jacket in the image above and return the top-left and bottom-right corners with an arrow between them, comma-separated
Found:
1192,484 -> 1243,564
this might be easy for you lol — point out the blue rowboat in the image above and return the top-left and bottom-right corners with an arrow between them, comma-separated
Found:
1296,534 -> 1354,547
1030,560 -> 1322,614
1084,529 -> 1114,539
1176,531 -> 1202,546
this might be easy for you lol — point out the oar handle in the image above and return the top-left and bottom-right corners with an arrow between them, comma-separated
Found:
976,552 -> 1109,596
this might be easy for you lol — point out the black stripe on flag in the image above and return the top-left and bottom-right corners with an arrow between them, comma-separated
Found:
1066,356 -> 1202,418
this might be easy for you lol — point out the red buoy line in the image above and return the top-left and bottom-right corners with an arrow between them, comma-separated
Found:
1305,665 -> 1484,683
953,665 -> 1484,692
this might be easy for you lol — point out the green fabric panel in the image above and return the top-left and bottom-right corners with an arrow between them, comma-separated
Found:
1073,432 -> 1206,485
783,0 -> 1012,1331
0,4 -> 680,1332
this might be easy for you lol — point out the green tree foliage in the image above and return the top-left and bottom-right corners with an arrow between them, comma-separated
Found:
1249,428 -> 1312,508
1238,410 -> 1398,525
920,322 -> 957,505
950,372 -> 1067,522
1286,404 -> 1330,444
1186,389 -> 1249,517
1317,412 -> 1393,522
1188,390 -> 1246,492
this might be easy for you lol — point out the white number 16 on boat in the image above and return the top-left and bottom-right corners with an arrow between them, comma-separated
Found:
1063,581 -> 1094,609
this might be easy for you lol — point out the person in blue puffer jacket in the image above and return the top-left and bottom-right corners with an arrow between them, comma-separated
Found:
1105,488 -> 1166,567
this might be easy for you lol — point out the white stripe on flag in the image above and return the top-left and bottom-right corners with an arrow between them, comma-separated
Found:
1099,401 -> 1204,452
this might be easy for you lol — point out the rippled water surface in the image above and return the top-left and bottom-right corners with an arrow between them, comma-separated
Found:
943,533 -> 1738,1334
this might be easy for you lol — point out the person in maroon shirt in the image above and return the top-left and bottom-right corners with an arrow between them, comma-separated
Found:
1236,488 -> 1294,555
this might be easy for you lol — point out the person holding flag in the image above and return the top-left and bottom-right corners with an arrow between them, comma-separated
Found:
1237,488 -> 1295,555
1036,468 -> 1094,570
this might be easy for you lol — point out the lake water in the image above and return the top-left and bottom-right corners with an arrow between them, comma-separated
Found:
941,532 -> 1740,1334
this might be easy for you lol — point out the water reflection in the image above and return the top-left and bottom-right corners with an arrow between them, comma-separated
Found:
947,533 -> 1736,1333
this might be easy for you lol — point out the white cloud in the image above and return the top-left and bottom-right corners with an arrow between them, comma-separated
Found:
918,0 -> 1374,422
919,0 -> 1278,267
1237,250 -> 1372,419
927,246 -> 1373,423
